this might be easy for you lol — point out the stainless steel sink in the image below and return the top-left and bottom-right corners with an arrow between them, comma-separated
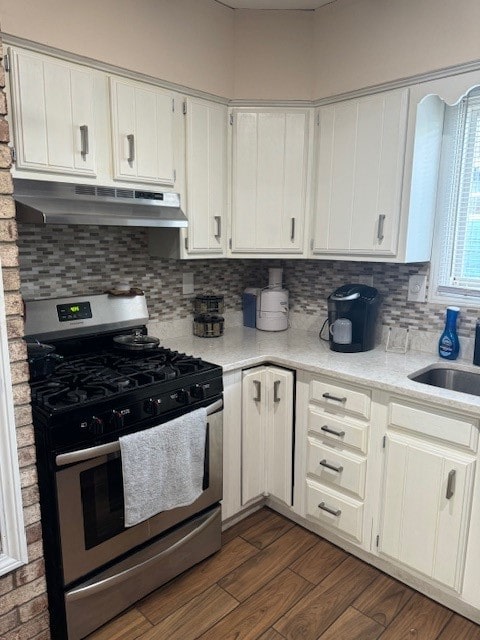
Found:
409,366 -> 480,397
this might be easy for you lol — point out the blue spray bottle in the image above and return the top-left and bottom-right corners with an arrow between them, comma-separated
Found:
438,306 -> 460,360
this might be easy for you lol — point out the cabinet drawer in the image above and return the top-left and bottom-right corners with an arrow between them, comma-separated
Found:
306,479 -> 364,542
307,437 -> 367,499
308,408 -> 368,454
388,401 -> 479,452
310,378 -> 371,420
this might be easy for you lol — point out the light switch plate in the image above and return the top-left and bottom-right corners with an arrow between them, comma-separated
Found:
182,272 -> 194,295
407,275 -> 427,302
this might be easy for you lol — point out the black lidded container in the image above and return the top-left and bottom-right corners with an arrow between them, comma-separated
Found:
474,321 -> 480,366
327,284 -> 381,353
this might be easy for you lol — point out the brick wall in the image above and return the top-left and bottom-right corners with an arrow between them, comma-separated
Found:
0,43 -> 50,640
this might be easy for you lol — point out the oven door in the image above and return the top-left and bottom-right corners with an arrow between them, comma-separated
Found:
56,404 -> 223,585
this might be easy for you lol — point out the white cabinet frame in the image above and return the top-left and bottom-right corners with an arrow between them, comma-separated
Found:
0,261 -> 27,575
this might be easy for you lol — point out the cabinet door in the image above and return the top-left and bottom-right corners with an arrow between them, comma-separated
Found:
9,48 -> 96,176
232,110 -> 309,254
312,89 -> 408,256
379,433 -> 475,591
241,367 -> 266,505
265,366 -> 294,506
110,77 -> 174,185
222,370 -> 242,521
185,98 -> 227,255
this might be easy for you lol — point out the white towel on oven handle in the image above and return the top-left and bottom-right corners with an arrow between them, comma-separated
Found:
119,407 -> 207,527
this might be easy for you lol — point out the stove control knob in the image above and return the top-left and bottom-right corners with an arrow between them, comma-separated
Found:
145,398 -> 162,417
176,389 -> 191,405
89,416 -> 104,436
111,410 -> 125,430
190,384 -> 207,400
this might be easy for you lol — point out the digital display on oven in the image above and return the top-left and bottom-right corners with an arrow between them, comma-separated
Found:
57,301 -> 92,322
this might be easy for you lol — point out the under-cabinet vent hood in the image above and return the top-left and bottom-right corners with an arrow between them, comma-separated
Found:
13,179 -> 188,228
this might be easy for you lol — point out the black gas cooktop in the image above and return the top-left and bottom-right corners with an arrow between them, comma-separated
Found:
31,347 -> 218,412
29,338 -> 223,452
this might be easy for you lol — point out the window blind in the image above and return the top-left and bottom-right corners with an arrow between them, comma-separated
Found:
437,89 -> 480,297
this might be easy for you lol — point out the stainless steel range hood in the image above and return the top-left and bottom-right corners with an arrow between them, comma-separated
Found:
13,179 -> 188,228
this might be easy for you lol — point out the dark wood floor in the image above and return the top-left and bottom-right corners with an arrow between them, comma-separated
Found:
88,508 -> 480,640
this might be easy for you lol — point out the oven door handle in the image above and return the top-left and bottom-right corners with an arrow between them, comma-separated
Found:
55,399 -> 223,467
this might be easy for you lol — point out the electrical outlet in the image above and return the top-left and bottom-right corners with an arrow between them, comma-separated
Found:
407,275 -> 427,302
182,272 -> 194,295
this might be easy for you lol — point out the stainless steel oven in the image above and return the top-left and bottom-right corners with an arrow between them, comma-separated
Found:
25,294 -> 224,639
60,402 -> 222,639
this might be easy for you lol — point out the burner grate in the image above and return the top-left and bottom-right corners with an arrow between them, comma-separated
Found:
30,346 -> 213,411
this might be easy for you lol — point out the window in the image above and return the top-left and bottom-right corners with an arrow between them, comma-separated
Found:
430,88 -> 480,304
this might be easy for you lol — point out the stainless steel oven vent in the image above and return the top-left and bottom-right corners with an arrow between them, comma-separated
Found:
75,185 -> 95,196
14,178 -> 188,228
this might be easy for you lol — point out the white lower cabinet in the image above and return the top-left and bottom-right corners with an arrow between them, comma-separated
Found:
221,370 -> 242,521
302,373 -> 370,545
242,366 -> 294,507
377,399 -> 477,592
306,480 -> 364,543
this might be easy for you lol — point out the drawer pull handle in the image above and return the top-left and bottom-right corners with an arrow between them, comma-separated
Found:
319,459 -> 344,473
273,380 -> 281,403
321,425 -> 345,438
318,502 -> 342,517
446,469 -> 456,499
253,380 -> 261,402
127,133 -> 135,164
322,393 -> 347,403
80,124 -> 89,157
377,213 -> 386,241
214,215 -> 222,239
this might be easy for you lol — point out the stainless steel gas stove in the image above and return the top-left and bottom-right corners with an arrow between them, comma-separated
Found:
25,293 -> 223,640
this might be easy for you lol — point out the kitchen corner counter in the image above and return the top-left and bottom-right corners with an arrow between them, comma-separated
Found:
158,326 -> 480,416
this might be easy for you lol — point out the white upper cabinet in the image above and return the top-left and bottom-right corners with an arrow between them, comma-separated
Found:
185,97 -> 228,256
311,87 -> 445,262
109,76 -> 175,186
8,48 -> 97,177
231,109 -> 310,255
312,89 -> 408,257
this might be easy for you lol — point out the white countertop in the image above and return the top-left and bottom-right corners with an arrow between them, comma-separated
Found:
154,326 -> 480,416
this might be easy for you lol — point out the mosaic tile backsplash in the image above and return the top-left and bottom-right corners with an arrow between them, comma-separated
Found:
18,224 -> 480,338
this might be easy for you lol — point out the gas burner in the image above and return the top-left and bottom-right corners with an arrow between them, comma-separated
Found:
28,335 -> 218,414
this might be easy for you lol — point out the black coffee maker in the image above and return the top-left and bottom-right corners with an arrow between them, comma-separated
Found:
327,284 -> 380,353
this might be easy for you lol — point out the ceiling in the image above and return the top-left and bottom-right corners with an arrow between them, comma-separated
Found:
216,0 -> 335,9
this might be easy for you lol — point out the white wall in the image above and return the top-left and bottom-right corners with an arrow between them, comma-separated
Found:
313,0 -> 480,99
1,0 -> 480,100
0,0 -> 235,97
233,9 -> 313,100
